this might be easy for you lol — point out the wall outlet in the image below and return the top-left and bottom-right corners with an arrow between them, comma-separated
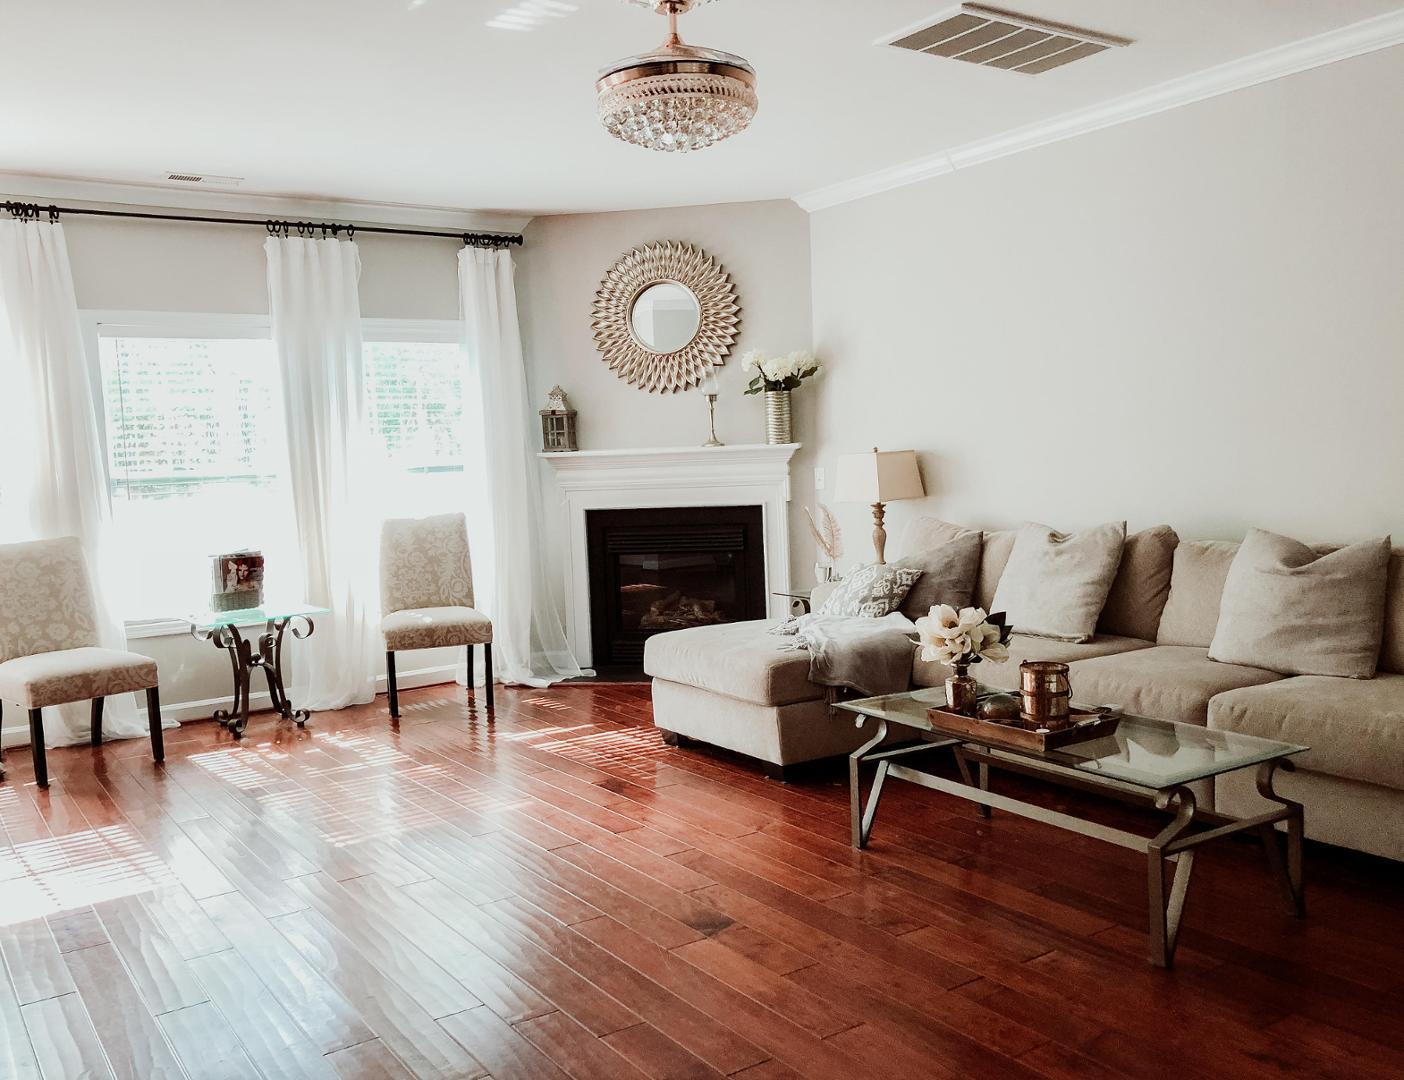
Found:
813,466 -> 825,491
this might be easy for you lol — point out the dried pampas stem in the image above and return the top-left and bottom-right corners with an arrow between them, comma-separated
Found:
804,503 -> 843,564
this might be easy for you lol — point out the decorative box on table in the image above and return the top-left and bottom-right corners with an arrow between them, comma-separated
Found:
210,550 -> 265,612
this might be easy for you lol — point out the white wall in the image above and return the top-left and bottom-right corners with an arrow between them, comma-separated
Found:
516,200 -> 815,603
65,215 -> 462,319
805,45 -> 1404,567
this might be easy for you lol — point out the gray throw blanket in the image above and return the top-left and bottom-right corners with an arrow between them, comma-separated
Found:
770,612 -> 916,697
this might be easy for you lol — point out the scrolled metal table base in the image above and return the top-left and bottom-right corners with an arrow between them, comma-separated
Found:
194,616 -> 315,739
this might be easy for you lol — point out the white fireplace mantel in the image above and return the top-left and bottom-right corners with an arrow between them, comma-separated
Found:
540,443 -> 800,666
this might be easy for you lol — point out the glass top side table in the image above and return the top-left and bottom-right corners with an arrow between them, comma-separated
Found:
773,588 -> 813,616
186,601 -> 328,739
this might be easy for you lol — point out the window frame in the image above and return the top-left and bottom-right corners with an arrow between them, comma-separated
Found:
81,311 -> 464,638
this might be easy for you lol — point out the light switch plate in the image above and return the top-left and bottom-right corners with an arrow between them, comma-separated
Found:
813,467 -> 825,490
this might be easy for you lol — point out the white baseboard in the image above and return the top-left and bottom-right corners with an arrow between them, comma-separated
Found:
0,662 -> 462,746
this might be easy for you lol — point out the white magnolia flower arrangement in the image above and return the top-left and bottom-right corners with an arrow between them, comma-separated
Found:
742,349 -> 822,394
914,606 -> 1013,670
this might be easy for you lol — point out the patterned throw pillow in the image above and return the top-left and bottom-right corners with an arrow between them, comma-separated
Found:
817,563 -> 924,618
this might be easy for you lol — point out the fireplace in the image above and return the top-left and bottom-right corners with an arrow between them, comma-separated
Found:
586,505 -> 766,668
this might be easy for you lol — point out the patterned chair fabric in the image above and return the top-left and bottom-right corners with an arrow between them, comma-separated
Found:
379,514 -> 492,650
382,607 -> 494,651
0,648 -> 158,709
380,513 -> 476,614
0,536 -> 164,787
0,536 -> 100,664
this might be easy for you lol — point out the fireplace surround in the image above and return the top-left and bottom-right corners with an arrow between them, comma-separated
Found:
540,443 -> 799,668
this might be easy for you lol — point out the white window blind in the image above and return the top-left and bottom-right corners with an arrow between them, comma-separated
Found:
363,339 -> 465,475
101,336 -> 284,501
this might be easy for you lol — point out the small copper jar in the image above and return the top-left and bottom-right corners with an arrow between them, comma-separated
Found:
945,663 -> 978,715
1019,661 -> 1072,729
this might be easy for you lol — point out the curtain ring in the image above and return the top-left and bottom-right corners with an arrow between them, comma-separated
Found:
346,224 -> 355,240
47,205 -> 59,224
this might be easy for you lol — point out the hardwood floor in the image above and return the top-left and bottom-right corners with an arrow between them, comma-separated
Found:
0,681 -> 1401,1079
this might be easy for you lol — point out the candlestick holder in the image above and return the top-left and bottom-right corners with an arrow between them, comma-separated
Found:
702,393 -> 724,447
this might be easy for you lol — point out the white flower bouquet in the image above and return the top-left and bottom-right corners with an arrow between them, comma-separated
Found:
913,605 -> 1012,670
741,349 -> 822,394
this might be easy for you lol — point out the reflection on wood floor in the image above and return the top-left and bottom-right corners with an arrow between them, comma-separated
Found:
0,680 -> 1401,1079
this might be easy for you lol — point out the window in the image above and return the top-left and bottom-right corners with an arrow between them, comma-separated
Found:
362,331 -> 468,518
95,321 -> 296,621
89,315 -> 472,625
101,335 -> 285,502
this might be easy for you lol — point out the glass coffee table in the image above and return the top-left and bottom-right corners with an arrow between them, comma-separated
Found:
187,602 -> 328,739
836,686 -> 1307,968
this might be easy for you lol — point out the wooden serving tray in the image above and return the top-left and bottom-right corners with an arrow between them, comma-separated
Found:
925,704 -> 1121,752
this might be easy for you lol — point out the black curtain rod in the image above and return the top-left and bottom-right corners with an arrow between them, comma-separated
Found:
2,200 -> 523,248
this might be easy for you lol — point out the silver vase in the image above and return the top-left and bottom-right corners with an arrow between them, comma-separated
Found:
764,389 -> 792,445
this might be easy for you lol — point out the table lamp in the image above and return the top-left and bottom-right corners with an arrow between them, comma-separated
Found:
833,448 -> 925,564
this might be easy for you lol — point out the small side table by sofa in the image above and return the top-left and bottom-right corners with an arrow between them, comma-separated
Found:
773,588 -> 813,617
187,602 -> 327,739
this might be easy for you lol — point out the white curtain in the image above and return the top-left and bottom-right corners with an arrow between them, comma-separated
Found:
265,236 -> 378,711
0,219 -> 161,746
459,246 -> 583,686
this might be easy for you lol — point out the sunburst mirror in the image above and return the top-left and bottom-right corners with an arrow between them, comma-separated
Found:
592,241 -> 740,393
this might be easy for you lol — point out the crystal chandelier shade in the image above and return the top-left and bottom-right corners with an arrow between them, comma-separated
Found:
597,1 -> 757,153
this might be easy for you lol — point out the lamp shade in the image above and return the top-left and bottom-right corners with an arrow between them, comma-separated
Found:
833,449 -> 925,504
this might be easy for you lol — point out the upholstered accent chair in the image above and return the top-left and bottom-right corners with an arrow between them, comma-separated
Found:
380,513 -> 493,717
0,537 -> 163,787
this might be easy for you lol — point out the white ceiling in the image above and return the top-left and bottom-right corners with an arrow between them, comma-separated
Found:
4,0 -> 1401,216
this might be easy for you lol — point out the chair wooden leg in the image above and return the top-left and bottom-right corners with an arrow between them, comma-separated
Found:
386,651 -> 400,718
484,643 -> 494,709
91,697 -> 104,746
29,709 -> 47,788
147,686 -> 164,763
467,645 -> 475,695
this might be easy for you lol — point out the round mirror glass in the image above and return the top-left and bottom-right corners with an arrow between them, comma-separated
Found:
630,282 -> 701,353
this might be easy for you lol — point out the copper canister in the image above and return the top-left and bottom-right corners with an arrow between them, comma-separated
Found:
1019,661 -> 1072,729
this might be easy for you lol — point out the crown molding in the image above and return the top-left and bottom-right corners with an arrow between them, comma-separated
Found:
795,9 -> 1404,213
0,171 -> 532,234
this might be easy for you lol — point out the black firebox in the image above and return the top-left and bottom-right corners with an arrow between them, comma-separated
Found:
586,505 -> 766,669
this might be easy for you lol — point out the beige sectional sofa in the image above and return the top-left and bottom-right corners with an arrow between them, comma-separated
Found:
645,519 -> 1404,861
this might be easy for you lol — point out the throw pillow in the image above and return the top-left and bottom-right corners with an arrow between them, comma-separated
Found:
818,563 -> 923,619
975,529 -> 1017,613
991,521 -> 1127,642
1098,525 -> 1179,641
1208,528 -> 1391,678
892,518 -> 982,620
1155,539 -> 1240,647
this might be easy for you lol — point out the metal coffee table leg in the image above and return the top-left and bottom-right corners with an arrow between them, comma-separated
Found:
849,717 -> 889,848
1256,759 -> 1306,916
1147,786 -> 1197,968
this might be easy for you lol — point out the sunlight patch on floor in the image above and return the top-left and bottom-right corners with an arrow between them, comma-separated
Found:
0,823 -> 174,926
520,696 -> 570,711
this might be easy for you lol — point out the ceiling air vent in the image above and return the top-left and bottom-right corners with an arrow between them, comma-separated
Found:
164,172 -> 244,186
886,4 -> 1130,74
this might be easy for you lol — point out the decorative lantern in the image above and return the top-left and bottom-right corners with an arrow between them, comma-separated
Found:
540,385 -> 578,453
